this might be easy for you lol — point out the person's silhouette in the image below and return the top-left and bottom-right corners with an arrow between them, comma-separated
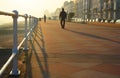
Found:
59,8 -> 67,29
44,15 -> 46,23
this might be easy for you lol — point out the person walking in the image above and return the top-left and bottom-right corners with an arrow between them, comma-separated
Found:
44,14 -> 46,23
59,8 -> 67,29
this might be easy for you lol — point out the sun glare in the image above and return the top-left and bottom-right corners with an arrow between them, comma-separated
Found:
13,0 -> 33,9
0,0 -> 70,17
15,0 -> 30,5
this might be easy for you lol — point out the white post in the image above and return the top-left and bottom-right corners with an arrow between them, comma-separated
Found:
10,10 -> 20,76
24,14 -> 28,50
32,17 -> 34,27
114,0 -> 116,21
83,0 -> 85,22
33,18 -> 36,29
29,15 -> 32,40
36,18 -> 38,26
31,17 -> 34,33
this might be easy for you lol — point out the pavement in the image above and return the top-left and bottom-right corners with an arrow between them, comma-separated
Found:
25,20 -> 120,78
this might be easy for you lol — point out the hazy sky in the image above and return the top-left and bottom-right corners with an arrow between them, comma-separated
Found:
0,0 -> 70,17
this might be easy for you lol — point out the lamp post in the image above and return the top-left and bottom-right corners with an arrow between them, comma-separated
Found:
113,0 -> 116,23
82,0 -> 86,23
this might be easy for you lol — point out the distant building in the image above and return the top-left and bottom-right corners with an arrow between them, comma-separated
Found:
67,0 -> 120,23
62,1 -> 75,21
102,0 -> 120,22
63,1 -> 74,13
52,8 -> 61,20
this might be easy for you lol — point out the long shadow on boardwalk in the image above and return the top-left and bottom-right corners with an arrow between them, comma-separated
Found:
65,28 -> 120,44
54,53 -> 120,64
25,45 -> 33,78
25,25 -> 50,78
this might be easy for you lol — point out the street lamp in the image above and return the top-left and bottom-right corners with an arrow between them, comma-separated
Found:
82,0 -> 86,23
113,0 -> 116,23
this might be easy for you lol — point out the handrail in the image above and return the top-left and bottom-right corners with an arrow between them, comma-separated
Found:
17,23 -> 36,50
0,11 -> 26,17
0,10 -> 38,77
0,53 -> 16,76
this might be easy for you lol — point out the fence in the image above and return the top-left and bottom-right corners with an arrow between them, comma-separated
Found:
0,10 -> 38,77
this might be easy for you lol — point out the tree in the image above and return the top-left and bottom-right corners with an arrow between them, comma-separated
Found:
68,12 -> 75,22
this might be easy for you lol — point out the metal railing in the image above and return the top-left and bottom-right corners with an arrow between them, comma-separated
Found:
0,10 -> 38,77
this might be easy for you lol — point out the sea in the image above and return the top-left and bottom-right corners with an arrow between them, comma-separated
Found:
0,16 -> 24,26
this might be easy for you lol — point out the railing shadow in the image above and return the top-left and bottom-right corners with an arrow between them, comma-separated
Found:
54,53 -> 120,64
65,28 -> 120,44
26,24 -> 50,78
24,46 -> 33,78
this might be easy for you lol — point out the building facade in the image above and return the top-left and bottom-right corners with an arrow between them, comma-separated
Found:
63,1 -> 75,13
71,0 -> 120,22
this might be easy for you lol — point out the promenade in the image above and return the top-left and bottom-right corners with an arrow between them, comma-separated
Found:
23,20 -> 120,78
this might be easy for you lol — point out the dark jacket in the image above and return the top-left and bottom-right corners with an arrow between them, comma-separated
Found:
59,11 -> 67,20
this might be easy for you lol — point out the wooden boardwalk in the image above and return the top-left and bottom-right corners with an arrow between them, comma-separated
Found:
25,20 -> 120,78
0,20 -> 120,78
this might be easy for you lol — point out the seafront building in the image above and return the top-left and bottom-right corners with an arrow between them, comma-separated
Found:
63,1 -> 74,13
62,0 -> 120,23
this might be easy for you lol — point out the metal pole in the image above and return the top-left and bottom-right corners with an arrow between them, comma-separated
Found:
10,10 -> 20,76
29,15 -> 32,40
24,14 -> 28,50
114,0 -> 116,21
83,0 -> 85,22
83,0 -> 86,23
31,17 -> 33,39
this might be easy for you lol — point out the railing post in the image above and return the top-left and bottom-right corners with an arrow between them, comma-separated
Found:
0,10 -> 39,77
29,15 -> 32,40
10,10 -> 20,76
32,17 -> 34,26
24,14 -> 29,50
32,17 -> 35,29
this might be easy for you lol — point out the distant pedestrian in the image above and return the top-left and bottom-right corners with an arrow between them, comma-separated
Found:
44,14 -> 46,23
59,8 -> 67,29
